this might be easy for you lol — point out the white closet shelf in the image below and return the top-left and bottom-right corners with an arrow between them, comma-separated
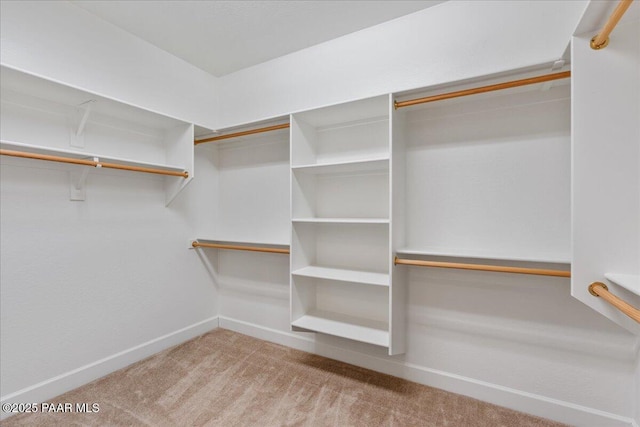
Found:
292,266 -> 389,287
291,310 -> 389,347
292,157 -> 389,175
396,248 -> 571,265
0,140 -> 186,173
605,274 -> 640,296
292,218 -> 389,224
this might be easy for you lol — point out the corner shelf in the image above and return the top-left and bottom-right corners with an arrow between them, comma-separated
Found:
291,310 -> 389,347
292,266 -> 389,287
605,274 -> 640,297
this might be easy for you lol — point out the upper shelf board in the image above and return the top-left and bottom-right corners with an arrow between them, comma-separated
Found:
1,66 -> 186,131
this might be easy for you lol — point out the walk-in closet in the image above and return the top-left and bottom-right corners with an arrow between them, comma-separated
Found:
1,1 -> 639,426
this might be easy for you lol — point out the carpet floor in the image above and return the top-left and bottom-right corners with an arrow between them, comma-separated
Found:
2,329 -> 567,427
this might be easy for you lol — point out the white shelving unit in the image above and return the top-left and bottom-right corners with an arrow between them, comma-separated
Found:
572,22 -> 639,334
290,95 -> 404,354
0,66 -> 194,205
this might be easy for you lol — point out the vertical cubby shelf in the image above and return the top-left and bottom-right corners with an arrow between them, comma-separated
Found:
0,66 -> 194,205
290,95 -> 405,354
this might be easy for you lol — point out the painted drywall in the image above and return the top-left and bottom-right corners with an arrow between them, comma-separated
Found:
1,1 -> 638,425
0,1 -> 219,130
215,250 -> 637,426
215,0 -> 589,129
0,153 -> 218,408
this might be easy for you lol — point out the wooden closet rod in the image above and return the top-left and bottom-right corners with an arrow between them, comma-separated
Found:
394,257 -> 571,278
0,149 -> 189,178
394,71 -> 571,109
195,123 -> 290,145
591,0 -> 634,50
191,241 -> 290,254
589,282 -> 640,322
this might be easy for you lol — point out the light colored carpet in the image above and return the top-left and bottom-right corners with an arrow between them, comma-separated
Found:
2,329 -> 567,426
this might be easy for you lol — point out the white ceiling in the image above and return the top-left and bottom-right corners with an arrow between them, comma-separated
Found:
71,1 -> 445,77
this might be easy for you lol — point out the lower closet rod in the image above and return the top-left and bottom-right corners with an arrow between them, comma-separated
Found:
0,149 -> 189,178
394,257 -> 570,278
192,241 -> 290,254
589,282 -> 640,322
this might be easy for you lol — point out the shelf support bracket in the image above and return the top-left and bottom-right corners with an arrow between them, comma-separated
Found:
541,60 -> 565,91
68,157 -> 98,201
69,100 -> 96,148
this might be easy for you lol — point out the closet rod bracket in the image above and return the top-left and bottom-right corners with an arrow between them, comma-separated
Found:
69,164 -> 91,201
589,281 -> 608,296
590,36 -> 610,50
70,100 -> 96,148
69,156 -> 100,201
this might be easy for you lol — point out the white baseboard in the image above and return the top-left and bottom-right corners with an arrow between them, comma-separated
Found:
0,316 -> 219,420
219,316 -> 635,427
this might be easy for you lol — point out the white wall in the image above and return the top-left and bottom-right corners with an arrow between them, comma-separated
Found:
215,0 -> 588,128
1,1 -> 639,426
0,1 -> 219,130
0,152 -> 218,408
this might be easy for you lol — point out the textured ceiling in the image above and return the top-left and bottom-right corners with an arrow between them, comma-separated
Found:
71,1 -> 445,77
